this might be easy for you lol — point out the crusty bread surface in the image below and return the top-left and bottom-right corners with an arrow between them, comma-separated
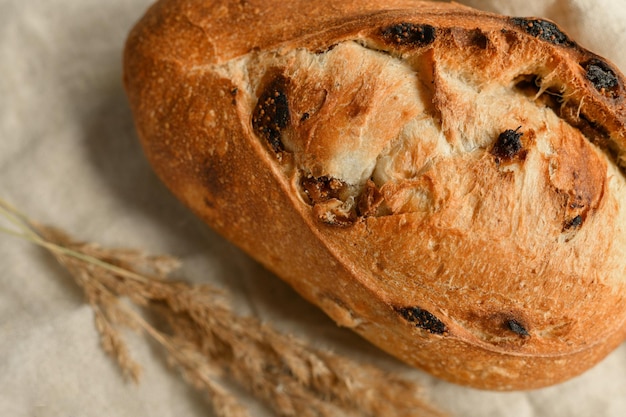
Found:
124,0 -> 626,390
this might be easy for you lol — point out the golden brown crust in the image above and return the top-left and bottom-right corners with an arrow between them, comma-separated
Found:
124,0 -> 626,390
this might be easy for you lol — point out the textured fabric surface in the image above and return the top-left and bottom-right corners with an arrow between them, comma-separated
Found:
1,1 -> 626,416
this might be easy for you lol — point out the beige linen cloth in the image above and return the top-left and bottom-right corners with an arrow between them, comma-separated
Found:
2,0 -> 626,416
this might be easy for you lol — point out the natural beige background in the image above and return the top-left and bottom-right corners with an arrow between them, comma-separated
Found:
1,0 -> 626,416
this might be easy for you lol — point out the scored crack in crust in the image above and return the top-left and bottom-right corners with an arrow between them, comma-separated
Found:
124,0 -> 626,390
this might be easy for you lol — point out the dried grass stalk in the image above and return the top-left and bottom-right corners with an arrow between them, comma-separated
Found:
0,199 -> 447,417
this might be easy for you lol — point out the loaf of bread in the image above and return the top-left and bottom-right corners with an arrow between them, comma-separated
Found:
124,0 -> 626,390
